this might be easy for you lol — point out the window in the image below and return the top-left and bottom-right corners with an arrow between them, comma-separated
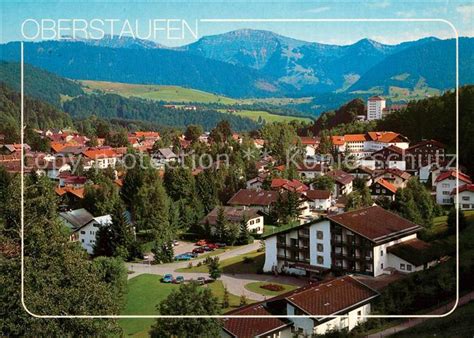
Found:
462,196 -> 470,201
81,239 -> 84,243
317,244 -> 324,252
250,220 -> 254,225
357,310 -> 362,316
400,263 -> 405,270
80,231 -> 85,234
442,191 -> 450,195
381,263 -> 384,269
256,218 -> 261,223
317,256 -> 324,264
407,264 -> 412,271
463,204 -> 470,209
380,250 -> 384,256
317,231 -> 324,239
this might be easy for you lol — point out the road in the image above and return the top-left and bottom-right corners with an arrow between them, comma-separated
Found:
367,291 -> 474,337
126,241 -> 307,301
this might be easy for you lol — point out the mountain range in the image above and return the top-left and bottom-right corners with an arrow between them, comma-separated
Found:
1,29 -> 473,99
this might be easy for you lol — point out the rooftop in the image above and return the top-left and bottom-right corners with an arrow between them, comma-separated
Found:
228,189 -> 278,206
327,205 -> 422,243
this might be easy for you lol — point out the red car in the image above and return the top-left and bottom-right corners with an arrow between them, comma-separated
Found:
192,247 -> 205,254
196,239 -> 207,246
207,243 -> 218,250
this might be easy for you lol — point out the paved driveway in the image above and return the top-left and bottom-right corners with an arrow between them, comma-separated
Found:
126,241 -> 307,301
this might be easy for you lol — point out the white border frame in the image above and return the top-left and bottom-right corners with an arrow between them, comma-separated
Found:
20,17 -> 459,319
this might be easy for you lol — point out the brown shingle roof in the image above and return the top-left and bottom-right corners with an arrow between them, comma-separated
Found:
286,276 -> 378,316
327,169 -> 353,185
228,189 -> 278,206
327,206 -> 421,243
306,189 -> 331,200
201,206 -> 260,225
223,303 -> 290,338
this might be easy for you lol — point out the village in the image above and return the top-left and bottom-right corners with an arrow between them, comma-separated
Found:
0,94 -> 471,337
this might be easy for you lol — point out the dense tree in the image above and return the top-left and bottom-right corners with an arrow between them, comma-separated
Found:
208,256 -> 222,281
105,129 -> 129,147
134,174 -> 174,263
93,202 -> 137,260
149,283 -> 221,338
261,122 -> 301,162
82,178 -> 120,216
196,170 -> 219,214
447,207 -> 467,234
163,167 -> 196,201
0,174 -> 124,335
184,124 -> 204,143
237,218 -> 253,245
312,175 -> 335,192
210,120 -> 232,143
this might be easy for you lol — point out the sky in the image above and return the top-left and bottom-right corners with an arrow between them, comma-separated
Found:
1,0 -> 473,46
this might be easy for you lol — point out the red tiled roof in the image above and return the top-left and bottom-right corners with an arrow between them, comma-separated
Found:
366,131 -> 407,143
271,178 -> 308,193
331,136 -> 345,146
286,276 -> 378,316
228,189 -> 278,206
82,149 -> 118,159
223,303 -> 290,338
435,170 -> 472,184
387,238 -> 438,266
327,205 -> 422,243
344,134 -> 366,142
133,131 -> 160,138
374,168 -> 411,181
451,184 -> 474,195
306,189 -> 331,200
374,178 -> 398,194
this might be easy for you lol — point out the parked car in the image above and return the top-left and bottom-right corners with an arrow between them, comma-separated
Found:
197,277 -> 206,285
175,254 -> 192,261
215,243 -> 227,248
173,240 -> 179,246
196,239 -> 207,246
162,274 -> 173,283
184,251 -> 198,258
173,276 -> 185,284
192,247 -> 205,254
202,245 -> 214,252
207,243 -> 218,250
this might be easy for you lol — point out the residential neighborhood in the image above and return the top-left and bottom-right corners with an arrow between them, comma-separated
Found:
1,6 -> 473,337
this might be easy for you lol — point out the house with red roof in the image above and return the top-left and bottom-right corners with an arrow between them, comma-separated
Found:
451,184 -> 474,210
434,170 -> 472,205
370,178 -> 398,201
325,170 -> 353,197
271,178 -> 308,193
305,189 -> 332,212
82,148 -> 119,169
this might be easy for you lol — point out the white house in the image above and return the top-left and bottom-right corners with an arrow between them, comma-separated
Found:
59,208 -> 112,254
227,189 -> 278,214
263,206 -> 432,278
82,149 -> 118,169
452,184 -> 474,210
434,170 -> 472,205
305,190 -> 332,212
367,96 -> 386,121
326,170 -> 353,197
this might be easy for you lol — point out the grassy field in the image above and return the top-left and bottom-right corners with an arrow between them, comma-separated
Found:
392,301 -> 474,337
176,250 -> 264,274
119,274 -> 252,336
244,281 -> 298,296
228,109 -> 312,124
81,80 -> 239,104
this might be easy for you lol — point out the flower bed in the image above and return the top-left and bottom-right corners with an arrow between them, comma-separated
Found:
259,283 -> 285,292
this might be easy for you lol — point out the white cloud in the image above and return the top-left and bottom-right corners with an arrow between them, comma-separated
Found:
456,4 -> 474,22
307,6 -> 330,14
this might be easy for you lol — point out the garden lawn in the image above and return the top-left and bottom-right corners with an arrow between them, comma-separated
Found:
176,250 -> 264,274
244,281 -> 298,296
119,274 -> 248,336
